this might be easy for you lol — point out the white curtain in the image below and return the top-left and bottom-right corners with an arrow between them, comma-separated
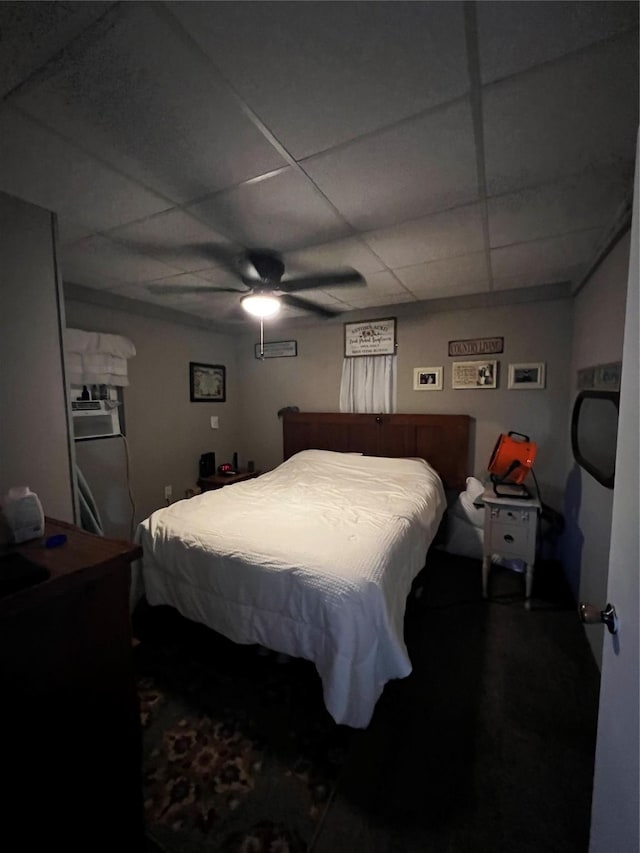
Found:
65,328 -> 136,387
339,355 -> 397,413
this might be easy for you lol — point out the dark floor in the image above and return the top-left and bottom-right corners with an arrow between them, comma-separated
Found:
141,552 -> 600,853
312,552 -> 600,853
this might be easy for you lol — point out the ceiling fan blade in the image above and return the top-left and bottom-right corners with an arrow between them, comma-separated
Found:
184,243 -> 242,275
280,294 -> 342,318
146,284 -> 247,295
278,269 -> 365,292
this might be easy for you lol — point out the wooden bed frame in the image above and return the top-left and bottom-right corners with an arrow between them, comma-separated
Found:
282,412 -> 472,491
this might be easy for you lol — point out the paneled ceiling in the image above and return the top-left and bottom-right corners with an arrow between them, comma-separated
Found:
1,1 -> 638,328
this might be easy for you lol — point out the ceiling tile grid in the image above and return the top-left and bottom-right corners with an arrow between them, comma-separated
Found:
395,252 -> 491,298
168,0 -> 470,160
283,237 -> 387,278
363,203 -> 486,269
487,169 -> 632,249
0,105 -> 171,232
491,228 -> 604,290
0,1 -> 114,99
325,271 -> 411,303
0,2 -> 636,325
185,168 -> 353,252
483,30 -> 639,197
477,0 -> 639,84
60,234 -> 180,287
11,3 -> 287,204
107,209 -> 238,273
302,99 -> 480,232
337,291 -> 418,311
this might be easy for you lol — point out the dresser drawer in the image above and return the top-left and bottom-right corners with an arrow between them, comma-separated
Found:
487,521 -> 535,561
487,505 -> 532,527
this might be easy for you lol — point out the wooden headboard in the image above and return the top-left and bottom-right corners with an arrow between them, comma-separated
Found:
282,412 -> 472,491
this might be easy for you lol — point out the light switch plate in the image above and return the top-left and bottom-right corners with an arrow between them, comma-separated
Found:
210,416 -> 219,429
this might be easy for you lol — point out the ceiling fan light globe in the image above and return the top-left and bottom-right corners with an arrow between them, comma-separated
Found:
241,293 -> 281,318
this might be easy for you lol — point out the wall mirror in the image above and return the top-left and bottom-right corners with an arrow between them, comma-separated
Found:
571,390 -> 620,489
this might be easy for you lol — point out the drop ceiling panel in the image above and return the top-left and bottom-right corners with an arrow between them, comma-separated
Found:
169,1 -> 468,160
0,107 -> 169,231
303,100 -> 478,231
324,271 -> 408,303
484,32 -> 639,196
61,271 -> 125,292
11,3 -> 286,204
142,271 -> 223,292
56,219 -> 95,246
363,203 -> 485,269
477,1 -> 639,84
0,1 -> 113,98
60,235 -> 178,288
395,252 -> 490,298
278,303 -> 311,319
284,237 -> 386,278
491,229 -> 602,289
194,266 -> 249,290
493,264 -> 587,293
119,283 -> 243,321
108,209 -> 237,273
488,171 -> 627,248
120,279 -> 215,306
186,168 -> 352,252
283,290 -> 345,308
339,292 -> 416,310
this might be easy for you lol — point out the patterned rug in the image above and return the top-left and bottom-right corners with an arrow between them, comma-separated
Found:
133,606 -> 355,853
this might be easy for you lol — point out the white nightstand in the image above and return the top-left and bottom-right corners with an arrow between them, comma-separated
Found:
477,485 -> 541,609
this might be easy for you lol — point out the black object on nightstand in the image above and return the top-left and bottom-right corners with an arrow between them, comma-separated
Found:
199,452 -> 216,478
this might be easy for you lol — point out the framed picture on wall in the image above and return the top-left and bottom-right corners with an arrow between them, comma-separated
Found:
413,367 -> 443,390
452,360 -> 498,389
190,362 -> 226,402
508,362 -> 545,389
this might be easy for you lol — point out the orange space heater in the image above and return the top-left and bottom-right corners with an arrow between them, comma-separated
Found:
488,431 -> 537,498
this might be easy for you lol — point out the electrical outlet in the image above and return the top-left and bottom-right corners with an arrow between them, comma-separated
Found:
164,485 -> 172,503
210,416 -> 219,429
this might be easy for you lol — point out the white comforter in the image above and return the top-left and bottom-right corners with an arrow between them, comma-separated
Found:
136,449 -> 445,727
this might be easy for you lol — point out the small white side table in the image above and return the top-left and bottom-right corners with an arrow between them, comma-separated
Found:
477,486 -> 541,609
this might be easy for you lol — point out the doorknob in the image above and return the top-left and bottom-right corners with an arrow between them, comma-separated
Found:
579,602 -> 619,635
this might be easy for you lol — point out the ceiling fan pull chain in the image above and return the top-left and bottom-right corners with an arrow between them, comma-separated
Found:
259,317 -> 265,359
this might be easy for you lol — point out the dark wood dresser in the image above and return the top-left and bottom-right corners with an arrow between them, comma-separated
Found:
0,518 -> 144,851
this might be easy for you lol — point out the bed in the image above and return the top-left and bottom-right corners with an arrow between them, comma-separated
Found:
136,412 -> 471,728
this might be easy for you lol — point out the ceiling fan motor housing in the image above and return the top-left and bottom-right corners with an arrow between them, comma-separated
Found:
248,251 -> 285,284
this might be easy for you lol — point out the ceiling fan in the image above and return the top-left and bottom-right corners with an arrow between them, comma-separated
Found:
147,248 -> 366,319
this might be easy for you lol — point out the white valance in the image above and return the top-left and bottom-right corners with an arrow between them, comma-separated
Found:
339,355 -> 397,414
65,328 -> 136,387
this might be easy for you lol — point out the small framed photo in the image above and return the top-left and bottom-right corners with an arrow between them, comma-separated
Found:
508,362 -> 546,390
190,362 -> 226,402
452,360 -> 498,389
413,366 -> 443,390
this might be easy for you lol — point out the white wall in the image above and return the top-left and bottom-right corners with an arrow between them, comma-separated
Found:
563,233 -> 630,666
65,299 -> 241,533
237,297 -> 573,510
0,193 -> 74,523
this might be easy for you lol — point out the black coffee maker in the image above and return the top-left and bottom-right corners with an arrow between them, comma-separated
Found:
199,452 -> 216,478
